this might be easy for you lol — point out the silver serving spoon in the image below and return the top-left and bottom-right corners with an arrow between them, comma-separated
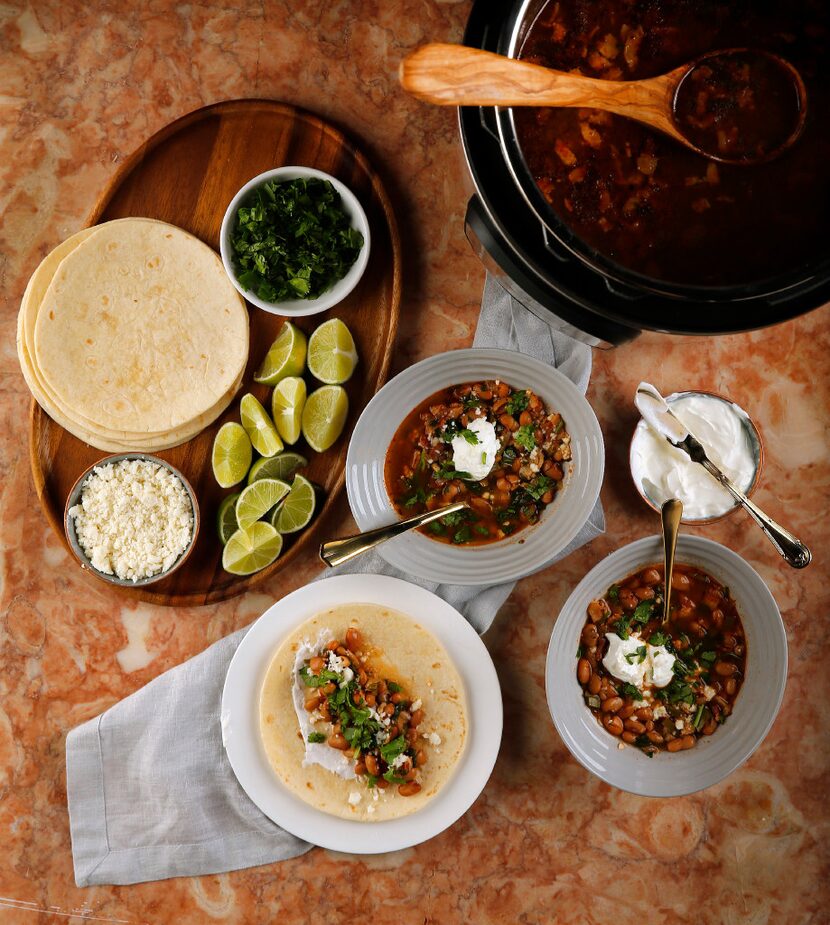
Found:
661,498 -> 683,627
320,501 -> 469,568
636,383 -> 811,569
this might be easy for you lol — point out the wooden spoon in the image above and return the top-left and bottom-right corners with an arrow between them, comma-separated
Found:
400,43 -> 807,165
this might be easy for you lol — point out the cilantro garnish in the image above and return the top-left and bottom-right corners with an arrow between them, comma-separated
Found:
649,631 -> 669,647
387,681 -> 402,694
504,390 -> 529,416
231,177 -> 363,302
700,651 -> 717,664
379,736 -> 407,763
524,475 -> 554,501
453,525 -> 473,544
632,600 -> 655,624
299,666 -> 340,687
621,682 -> 641,700
625,645 -> 647,664
514,425 -> 536,451
382,769 -> 409,784
307,732 -> 327,744
607,585 -> 620,601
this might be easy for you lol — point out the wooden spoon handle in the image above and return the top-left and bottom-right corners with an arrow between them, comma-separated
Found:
401,43 -> 685,143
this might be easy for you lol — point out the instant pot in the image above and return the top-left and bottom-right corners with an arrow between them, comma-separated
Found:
460,0 -> 830,346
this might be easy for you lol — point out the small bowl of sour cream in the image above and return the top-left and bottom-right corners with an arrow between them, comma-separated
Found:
629,390 -> 763,524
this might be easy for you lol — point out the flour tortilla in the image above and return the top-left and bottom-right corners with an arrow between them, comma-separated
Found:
33,219 -> 248,434
259,604 -> 467,822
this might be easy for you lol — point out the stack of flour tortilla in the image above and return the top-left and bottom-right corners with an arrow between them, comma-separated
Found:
17,217 -> 249,452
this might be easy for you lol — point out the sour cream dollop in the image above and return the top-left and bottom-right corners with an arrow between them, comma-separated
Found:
631,389 -> 757,520
602,633 -> 675,689
450,417 -> 499,481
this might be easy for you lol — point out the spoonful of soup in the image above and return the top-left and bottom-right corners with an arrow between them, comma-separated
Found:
401,44 -> 807,165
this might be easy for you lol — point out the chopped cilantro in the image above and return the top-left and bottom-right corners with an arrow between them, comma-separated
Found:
504,390 -> 530,416
631,600 -> 655,624
453,525 -> 473,544
427,520 -> 444,535
524,475 -> 555,501
379,736 -> 407,763
649,631 -> 670,647
481,451 -> 487,465
621,682 -> 641,700
387,681 -> 402,693
501,446 -> 517,464
299,666 -> 340,687
624,645 -> 647,664
382,769 -> 409,784
307,732 -> 327,744
700,651 -> 717,664
514,425 -> 536,451
231,177 -> 364,302
608,585 -> 620,602
474,524 -> 490,536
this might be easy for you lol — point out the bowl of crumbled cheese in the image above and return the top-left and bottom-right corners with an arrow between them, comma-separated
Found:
64,454 -> 200,587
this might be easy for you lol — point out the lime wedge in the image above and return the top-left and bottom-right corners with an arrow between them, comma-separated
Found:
212,422 -> 253,488
307,318 -> 358,384
235,478 -> 291,530
217,492 -> 241,544
240,393 -> 284,457
302,385 -> 348,453
247,452 -> 309,484
271,376 -> 307,445
222,522 -> 283,575
254,321 -> 307,385
272,474 -> 317,533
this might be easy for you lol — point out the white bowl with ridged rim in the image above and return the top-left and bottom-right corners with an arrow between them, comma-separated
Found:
546,534 -> 787,797
345,348 -> 605,585
219,166 -> 371,316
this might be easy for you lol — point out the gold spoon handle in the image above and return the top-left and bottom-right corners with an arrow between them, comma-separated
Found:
319,502 -> 469,568
661,498 -> 683,626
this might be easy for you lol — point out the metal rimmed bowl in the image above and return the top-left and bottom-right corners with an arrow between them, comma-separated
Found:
546,534 -> 787,797
64,453 -> 200,588
629,390 -> 764,525
345,348 -> 605,586
219,165 -> 371,317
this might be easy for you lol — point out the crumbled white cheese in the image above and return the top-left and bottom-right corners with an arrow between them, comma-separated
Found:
675,719 -> 685,730
426,732 -> 441,746
391,753 -> 409,770
327,652 -> 347,673
410,699 -> 422,712
348,791 -> 362,806
339,667 -> 354,688
450,418 -> 499,480
702,685 -> 716,702
68,458 -> 193,581
367,804 -> 375,814
652,704 -> 668,720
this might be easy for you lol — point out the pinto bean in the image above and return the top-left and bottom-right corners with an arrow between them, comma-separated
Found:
398,782 -> 422,797
519,410 -> 533,427
725,678 -> 737,696
309,656 -> 325,673
647,730 -> 664,744
304,692 -> 322,711
391,692 -> 407,704
326,640 -> 340,651
603,715 -> 624,736
618,704 -> 636,719
499,414 -> 518,431
364,754 -> 379,776
641,568 -> 661,586
671,572 -> 692,590
354,761 -> 367,776
702,721 -> 718,736
588,599 -> 611,622
624,719 -> 646,735
328,733 -> 349,750
602,696 -> 624,713
581,623 -> 599,646
577,659 -> 592,685
345,628 -> 361,650
410,709 -> 424,727
415,749 -> 428,767
715,661 -> 737,677
588,674 -> 602,695
621,731 -> 638,744
619,589 -> 639,611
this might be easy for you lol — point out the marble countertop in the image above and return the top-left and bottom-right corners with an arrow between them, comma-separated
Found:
1,2 -> 828,922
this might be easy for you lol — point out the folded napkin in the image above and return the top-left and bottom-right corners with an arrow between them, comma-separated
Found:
66,274 -> 604,886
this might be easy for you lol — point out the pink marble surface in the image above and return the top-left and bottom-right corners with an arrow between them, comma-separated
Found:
1,1 -> 828,922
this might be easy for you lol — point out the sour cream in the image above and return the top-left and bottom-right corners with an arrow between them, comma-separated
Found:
602,633 -> 675,689
450,417 -> 499,480
291,631 -> 355,780
631,390 -> 757,520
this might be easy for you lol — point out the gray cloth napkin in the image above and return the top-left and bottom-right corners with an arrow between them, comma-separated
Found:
66,274 -> 604,886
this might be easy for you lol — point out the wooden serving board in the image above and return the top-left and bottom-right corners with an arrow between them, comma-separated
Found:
29,99 -> 401,606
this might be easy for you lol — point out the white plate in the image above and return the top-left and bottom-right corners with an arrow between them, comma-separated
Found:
345,348 -> 605,585
221,573 -> 502,852
219,166 -> 371,316
546,535 -> 787,797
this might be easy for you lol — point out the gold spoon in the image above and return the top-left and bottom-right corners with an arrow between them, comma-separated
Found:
400,43 -> 807,165
661,498 -> 683,626
320,501 -> 469,568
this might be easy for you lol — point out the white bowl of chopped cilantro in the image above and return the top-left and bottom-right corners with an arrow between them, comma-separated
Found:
220,166 -> 371,316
